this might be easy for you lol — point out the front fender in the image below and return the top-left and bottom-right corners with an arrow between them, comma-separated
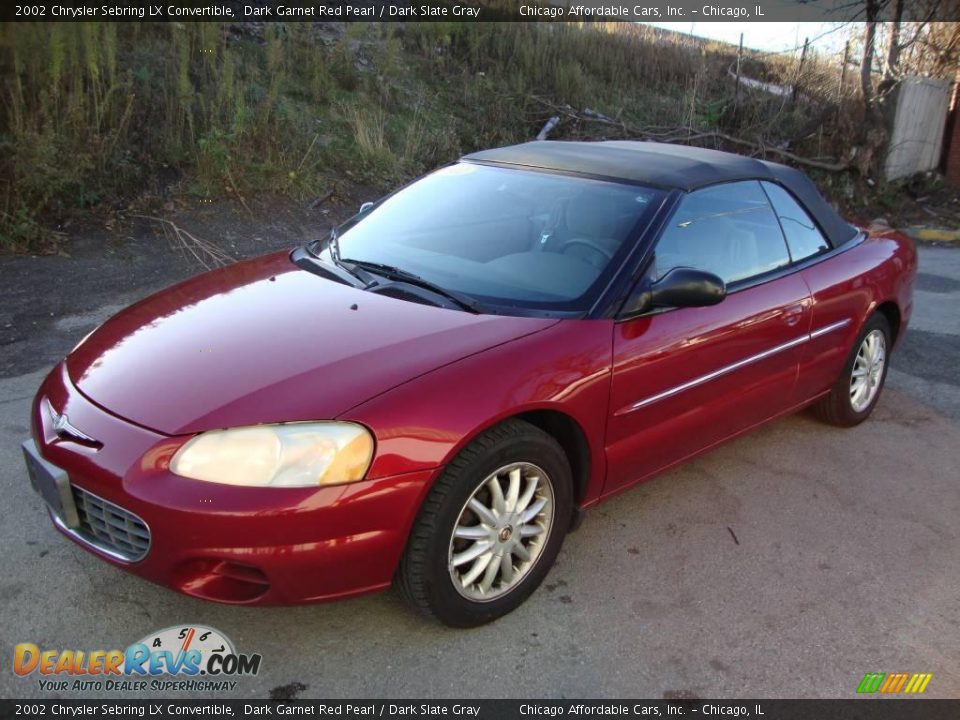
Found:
340,319 -> 614,506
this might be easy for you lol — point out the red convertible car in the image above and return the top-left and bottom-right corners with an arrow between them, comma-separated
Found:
23,141 -> 916,626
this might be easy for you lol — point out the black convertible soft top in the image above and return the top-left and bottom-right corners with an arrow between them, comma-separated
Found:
463,140 -> 859,247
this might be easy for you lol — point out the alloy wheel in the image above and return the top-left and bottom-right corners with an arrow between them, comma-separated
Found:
447,462 -> 555,602
850,329 -> 887,413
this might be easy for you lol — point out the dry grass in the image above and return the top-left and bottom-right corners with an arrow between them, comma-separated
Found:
1,21 -> 859,252
348,105 -> 389,158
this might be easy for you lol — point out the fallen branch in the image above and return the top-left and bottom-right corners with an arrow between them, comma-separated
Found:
224,166 -> 254,219
529,96 -> 850,172
308,190 -> 334,209
131,215 -> 235,270
680,130 -> 851,172
536,116 -> 561,140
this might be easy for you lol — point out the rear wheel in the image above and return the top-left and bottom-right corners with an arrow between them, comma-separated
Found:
813,313 -> 891,427
396,419 -> 572,627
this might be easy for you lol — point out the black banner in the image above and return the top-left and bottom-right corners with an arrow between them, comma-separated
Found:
2,700 -> 960,720
5,0 -> 960,23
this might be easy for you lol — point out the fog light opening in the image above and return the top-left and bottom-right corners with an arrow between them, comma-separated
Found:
214,560 -> 269,585
172,558 -> 270,603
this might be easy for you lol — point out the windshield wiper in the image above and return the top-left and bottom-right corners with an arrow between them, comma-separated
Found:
306,226 -> 343,261
340,259 -> 482,314
293,247 -> 367,289
303,229 -> 371,287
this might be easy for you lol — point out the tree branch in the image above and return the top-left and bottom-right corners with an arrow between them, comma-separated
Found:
528,96 -> 850,172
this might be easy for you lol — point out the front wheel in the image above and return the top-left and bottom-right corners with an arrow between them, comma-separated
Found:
813,313 -> 891,427
396,419 -> 572,627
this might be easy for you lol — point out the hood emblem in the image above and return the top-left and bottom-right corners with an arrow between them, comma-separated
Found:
45,399 -> 97,445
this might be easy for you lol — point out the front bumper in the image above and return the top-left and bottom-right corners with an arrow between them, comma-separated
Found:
28,363 -> 435,604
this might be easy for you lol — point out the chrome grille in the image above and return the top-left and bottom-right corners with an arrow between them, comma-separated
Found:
71,486 -> 150,562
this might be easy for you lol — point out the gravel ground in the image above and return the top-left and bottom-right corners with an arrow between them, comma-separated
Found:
1,228 -> 957,700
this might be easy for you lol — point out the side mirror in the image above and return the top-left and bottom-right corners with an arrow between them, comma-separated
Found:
622,267 -> 726,317
359,201 -> 374,214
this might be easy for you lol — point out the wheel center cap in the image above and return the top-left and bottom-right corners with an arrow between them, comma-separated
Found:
499,526 -> 513,542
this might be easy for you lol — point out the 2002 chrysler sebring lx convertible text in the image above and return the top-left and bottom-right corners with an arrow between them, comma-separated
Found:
22,141 -> 916,626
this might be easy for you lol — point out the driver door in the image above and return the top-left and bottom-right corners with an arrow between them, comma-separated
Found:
604,181 -> 812,495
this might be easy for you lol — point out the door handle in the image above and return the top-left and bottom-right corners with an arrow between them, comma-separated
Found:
782,305 -> 804,327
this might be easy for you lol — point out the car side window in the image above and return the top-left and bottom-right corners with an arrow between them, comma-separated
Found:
653,180 -> 791,284
761,181 -> 831,261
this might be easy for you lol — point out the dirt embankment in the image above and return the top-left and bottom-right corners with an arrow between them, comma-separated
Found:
0,194 -> 371,379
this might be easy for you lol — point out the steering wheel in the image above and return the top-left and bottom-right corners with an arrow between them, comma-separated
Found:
560,238 -> 615,263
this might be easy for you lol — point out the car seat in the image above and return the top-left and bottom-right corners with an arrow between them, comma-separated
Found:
546,192 -> 634,269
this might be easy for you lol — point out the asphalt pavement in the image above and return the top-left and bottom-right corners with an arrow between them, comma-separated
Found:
1,246 -> 958,700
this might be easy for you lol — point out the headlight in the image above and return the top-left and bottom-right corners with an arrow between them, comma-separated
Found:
170,422 -> 374,488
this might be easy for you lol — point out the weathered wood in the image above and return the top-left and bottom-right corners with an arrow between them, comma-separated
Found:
792,37 -> 809,103
536,116 -> 561,140
734,33 -> 743,108
838,41 -> 850,102
884,76 -> 951,181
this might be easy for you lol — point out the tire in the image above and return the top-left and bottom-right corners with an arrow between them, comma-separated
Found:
396,419 -> 573,627
813,313 -> 891,427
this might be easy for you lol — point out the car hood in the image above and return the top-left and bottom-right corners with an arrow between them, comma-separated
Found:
67,252 -> 557,435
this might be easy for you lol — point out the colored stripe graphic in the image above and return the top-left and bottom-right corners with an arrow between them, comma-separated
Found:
857,672 -> 932,694
857,673 -> 885,693
880,673 -> 908,693
905,673 -> 933,694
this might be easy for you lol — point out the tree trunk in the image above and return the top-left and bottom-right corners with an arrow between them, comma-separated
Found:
857,0 -> 888,178
860,1 -> 879,108
881,0 -> 904,95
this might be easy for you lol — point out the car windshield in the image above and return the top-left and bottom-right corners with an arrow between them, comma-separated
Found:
314,163 -> 664,313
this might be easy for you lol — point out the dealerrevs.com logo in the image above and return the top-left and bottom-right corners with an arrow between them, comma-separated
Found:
14,624 -> 262,693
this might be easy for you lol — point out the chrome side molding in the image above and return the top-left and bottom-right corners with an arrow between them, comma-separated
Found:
617,318 -> 852,415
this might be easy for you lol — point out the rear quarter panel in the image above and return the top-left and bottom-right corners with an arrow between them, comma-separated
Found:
797,229 -> 916,400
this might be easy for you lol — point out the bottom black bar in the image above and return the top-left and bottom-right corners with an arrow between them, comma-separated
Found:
1,700 -> 958,720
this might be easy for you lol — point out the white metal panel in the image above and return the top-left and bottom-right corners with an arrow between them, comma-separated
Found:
885,76 -> 951,181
